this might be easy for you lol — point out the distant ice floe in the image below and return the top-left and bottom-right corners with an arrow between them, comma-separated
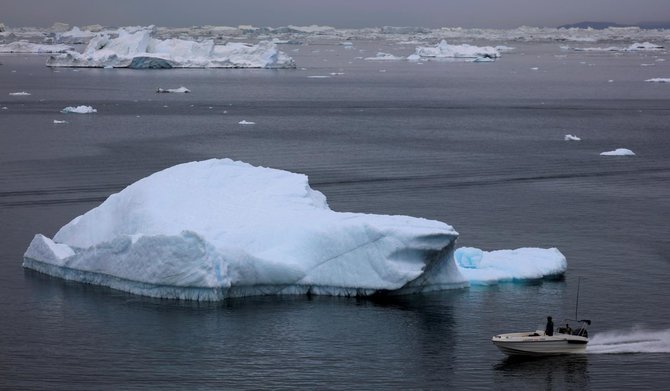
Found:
565,41 -> 664,52
9,91 -> 31,96
455,247 -> 566,284
645,78 -> 670,83
408,40 -> 500,61
22,159 -> 566,301
45,27 -> 295,69
600,148 -> 636,156
364,52 -> 404,61
564,134 -> 581,141
61,105 -> 97,114
53,120 -> 68,124
156,86 -> 190,93
0,40 -> 72,53
238,120 -> 255,125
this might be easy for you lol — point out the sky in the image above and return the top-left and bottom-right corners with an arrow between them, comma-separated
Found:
1,0 -> 669,29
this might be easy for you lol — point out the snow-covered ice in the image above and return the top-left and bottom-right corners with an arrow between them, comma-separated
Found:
45,27 -> 295,69
9,91 -> 31,96
156,86 -> 190,93
238,120 -> 255,125
61,105 -> 97,114
454,247 -> 567,284
564,134 -> 581,141
23,159 -> 566,301
600,148 -> 636,156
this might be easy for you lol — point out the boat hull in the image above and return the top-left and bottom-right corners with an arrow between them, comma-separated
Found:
492,332 -> 588,356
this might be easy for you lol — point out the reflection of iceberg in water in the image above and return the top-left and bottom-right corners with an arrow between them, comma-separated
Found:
23,159 -> 566,301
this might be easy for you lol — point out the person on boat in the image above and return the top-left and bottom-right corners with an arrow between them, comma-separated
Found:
565,323 -> 572,335
545,316 -> 554,336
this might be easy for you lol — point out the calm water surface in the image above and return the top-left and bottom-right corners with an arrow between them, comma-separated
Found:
1,42 -> 669,389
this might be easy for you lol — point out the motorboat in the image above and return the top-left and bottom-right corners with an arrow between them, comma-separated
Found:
492,319 -> 591,356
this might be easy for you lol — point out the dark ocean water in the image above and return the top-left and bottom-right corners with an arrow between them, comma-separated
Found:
1,41 -> 669,389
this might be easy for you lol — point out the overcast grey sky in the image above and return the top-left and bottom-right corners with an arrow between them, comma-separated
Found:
2,0 -> 669,28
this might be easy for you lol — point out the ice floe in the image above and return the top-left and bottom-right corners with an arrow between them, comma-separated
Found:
238,120 -> 255,125
564,134 -> 581,141
600,148 -> 636,156
23,159 -> 566,301
9,91 -> 30,96
45,27 -> 295,69
156,86 -> 190,93
61,105 -> 97,114
0,41 -> 72,53
53,120 -> 68,124
409,40 -> 500,60
567,41 -> 664,52
364,52 -> 404,61
645,78 -> 670,83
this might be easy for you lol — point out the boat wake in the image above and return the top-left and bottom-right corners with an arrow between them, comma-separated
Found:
587,327 -> 670,354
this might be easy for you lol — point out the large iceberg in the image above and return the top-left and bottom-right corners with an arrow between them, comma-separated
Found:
45,28 -> 295,69
23,159 -> 566,300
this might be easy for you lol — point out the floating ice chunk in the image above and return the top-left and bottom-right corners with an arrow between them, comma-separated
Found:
9,91 -> 30,96
365,52 -> 403,61
564,134 -> 581,141
568,41 -> 664,52
23,159 -> 466,300
645,78 -> 670,83
0,41 -> 72,53
473,57 -> 495,63
411,40 -> 500,60
600,148 -> 635,156
45,27 -> 295,69
530,67 -> 539,70
53,120 -> 68,124
238,120 -> 255,125
61,105 -> 97,114
156,86 -> 190,93
307,75 -> 331,78
455,247 -> 567,284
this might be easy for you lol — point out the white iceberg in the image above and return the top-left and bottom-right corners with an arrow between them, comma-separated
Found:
0,40 -> 72,53
61,105 -> 97,114
564,134 -> 581,141
23,159 -> 566,301
455,247 -> 566,284
410,40 -> 500,60
45,28 -> 295,69
9,91 -> 31,96
156,86 -> 190,93
645,78 -> 670,83
600,148 -> 636,156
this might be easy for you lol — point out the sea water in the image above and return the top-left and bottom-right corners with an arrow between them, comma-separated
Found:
1,41 -> 669,389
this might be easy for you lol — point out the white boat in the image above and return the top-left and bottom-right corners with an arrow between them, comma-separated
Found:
492,319 -> 590,356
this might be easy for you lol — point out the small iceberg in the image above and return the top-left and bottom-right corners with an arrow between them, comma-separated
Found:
238,120 -> 255,125
364,52 -> 404,61
9,91 -> 31,96
600,148 -> 635,156
645,78 -> 670,83
564,134 -> 581,141
53,120 -> 68,124
61,105 -> 97,114
410,40 -> 500,60
455,247 -> 567,284
156,86 -> 190,93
